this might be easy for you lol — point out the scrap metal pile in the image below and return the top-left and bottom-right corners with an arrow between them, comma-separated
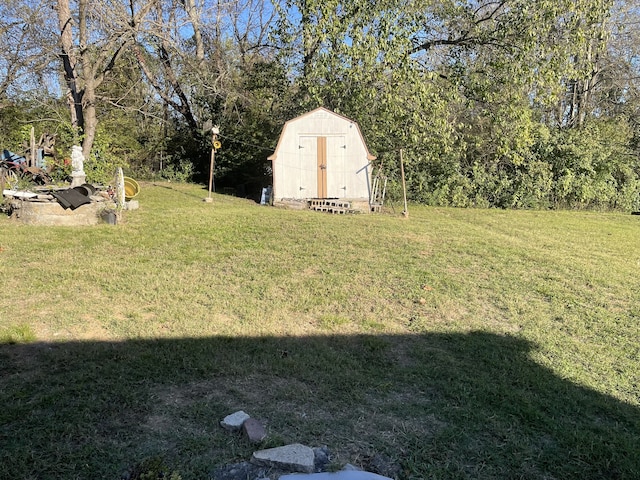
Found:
0,130 -> 58,187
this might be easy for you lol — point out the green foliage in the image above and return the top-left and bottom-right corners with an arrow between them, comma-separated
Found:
187,55 -> 296,196
511,160 -> 555,209
210,60 -> 290,194
83,127 -> 130,185
159,159 -> 195,183
0,104 -> 31,150
0,97 -> 83,184
548,119 -> 639,209
160,127 -> 209,183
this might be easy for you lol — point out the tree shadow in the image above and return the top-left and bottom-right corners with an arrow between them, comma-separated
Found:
0,332 -> 638,479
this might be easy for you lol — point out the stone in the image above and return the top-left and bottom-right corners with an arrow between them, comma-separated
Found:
125,200 -> 139,210
220,411 -> 250,431
279,471 -> 393,480
313,446 -> 331,471
251,443 -> 315,473
242,417 -> 267,443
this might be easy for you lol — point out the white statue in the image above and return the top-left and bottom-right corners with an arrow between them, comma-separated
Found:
71,145 -> 85,173
70,145 -> 87,187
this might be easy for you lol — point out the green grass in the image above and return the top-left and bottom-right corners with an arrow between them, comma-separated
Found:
1,182 -> 639,479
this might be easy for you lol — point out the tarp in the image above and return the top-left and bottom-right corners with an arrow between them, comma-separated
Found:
51,188 -> 92,210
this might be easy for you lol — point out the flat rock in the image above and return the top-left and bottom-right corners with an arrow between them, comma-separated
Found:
243,417 -> 267,443
251,443 -> 315,473
220,410 -> 250,431
279,471 -> 393,480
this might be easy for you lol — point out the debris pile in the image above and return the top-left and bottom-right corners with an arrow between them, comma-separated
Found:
3,184 -> 112,208
212,410 -> 397,480
2,184 -> 119,226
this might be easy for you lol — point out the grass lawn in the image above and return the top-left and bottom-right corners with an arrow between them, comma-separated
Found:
1,182 -> 639,479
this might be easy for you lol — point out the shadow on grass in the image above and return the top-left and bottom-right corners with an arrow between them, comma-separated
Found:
1,332 -> 638,479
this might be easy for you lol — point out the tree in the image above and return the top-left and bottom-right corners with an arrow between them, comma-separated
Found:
272,0 -> 637,208
130,0 -> 201,133
128,0 -> 282,183
0,0 -> 53,108
54,0 -> 154,159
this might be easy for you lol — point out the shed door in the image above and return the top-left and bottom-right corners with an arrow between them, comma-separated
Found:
326,136 -> 346,198
300,135 -> 346,199
317,137 -> 327,198
299,136 -> 318,197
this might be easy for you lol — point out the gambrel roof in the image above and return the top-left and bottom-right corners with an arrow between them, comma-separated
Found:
267,107 -> 376,162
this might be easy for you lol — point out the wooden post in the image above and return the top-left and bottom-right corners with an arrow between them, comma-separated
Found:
400,148 -> 408,218
205,126 -> 219,203
208,131 -> 216,198
30,127 -> 36,168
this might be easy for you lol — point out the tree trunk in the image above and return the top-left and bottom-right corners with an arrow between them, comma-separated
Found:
77,0 -> 98,158
82,75 -> 98,160
183,0 -> 205,65
56,0 -> 83,141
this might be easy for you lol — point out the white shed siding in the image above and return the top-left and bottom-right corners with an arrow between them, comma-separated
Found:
269,108 -> 374,201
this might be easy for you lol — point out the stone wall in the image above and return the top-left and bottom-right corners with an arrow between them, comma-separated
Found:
10,200 -> 114,226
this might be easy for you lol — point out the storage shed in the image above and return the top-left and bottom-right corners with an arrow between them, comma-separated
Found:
268,107 -> 376,210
